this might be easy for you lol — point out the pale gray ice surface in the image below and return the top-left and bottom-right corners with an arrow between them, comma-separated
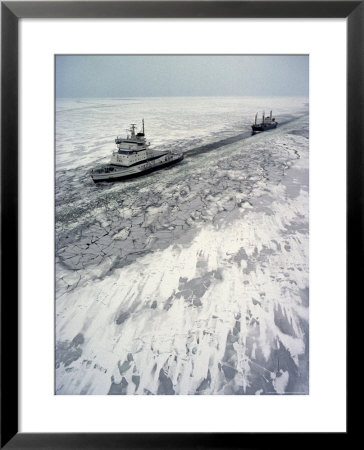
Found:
55,97 -> 309,395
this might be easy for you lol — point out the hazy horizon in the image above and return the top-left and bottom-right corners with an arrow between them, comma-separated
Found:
56,94 -> 309,99
56,55 -> 309,98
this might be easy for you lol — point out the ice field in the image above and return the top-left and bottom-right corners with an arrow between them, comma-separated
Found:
55,96 -> 309,395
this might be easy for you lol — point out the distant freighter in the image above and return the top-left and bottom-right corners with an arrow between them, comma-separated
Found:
91,120 -> 183,182
251,111 -> 278,132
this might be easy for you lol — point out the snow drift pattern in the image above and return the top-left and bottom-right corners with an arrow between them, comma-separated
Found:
55,97 -> 309,395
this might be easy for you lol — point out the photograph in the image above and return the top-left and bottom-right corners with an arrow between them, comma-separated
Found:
55,54 -> 309,396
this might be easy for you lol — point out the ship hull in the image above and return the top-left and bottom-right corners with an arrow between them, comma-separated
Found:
91,153 -> 184,182
251,123 -> 278,132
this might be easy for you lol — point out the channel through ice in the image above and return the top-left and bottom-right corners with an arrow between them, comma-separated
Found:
55,96 -> 309,395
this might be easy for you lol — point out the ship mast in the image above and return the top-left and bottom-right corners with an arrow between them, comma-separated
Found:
142,119 -> 145,134
255,112 -> 258,125
262,111 -> 265,125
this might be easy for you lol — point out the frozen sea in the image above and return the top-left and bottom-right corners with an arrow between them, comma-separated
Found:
55,96 -> 309,395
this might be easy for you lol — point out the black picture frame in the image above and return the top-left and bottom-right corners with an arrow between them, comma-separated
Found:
1,1 -> 357,448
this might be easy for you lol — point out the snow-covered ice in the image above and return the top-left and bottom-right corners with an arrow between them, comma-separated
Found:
55,96 -> 309,395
